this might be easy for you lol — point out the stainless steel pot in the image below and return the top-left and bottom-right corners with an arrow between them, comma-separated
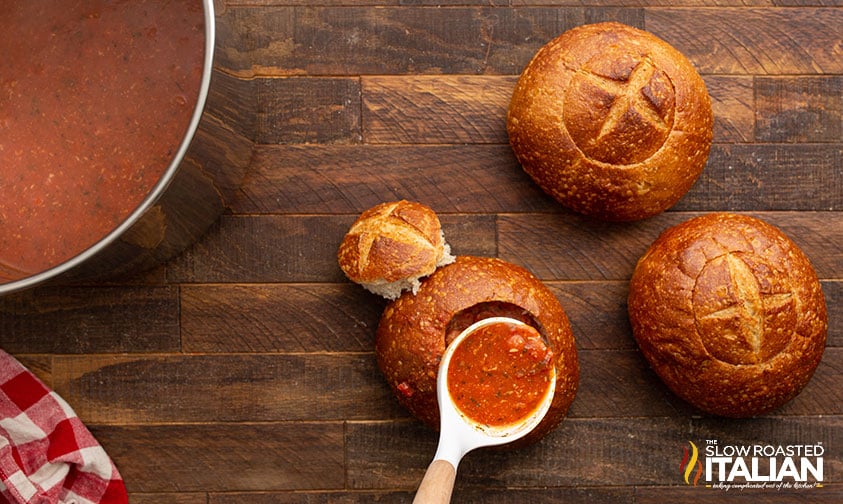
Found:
0,0 -> 251,294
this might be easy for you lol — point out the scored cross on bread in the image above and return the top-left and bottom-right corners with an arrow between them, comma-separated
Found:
338,200 -> 455,300
507,22 -> 713,221
628,213 -> 827,417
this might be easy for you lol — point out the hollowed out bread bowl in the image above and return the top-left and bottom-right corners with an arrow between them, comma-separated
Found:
375,255 -> 579,444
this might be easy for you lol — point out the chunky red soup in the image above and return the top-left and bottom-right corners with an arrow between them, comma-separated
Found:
446,321 -> 554,428
0,0 -> 205,282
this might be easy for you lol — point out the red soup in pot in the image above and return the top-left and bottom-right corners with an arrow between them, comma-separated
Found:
0,0 -> 205,282
446,321 -> 554,428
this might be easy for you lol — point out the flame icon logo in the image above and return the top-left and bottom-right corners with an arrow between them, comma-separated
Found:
680,441 -> 703,486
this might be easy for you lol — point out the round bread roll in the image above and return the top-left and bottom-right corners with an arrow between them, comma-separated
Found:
628,213 -> 827,417
338,200 -> 455,300
376,255 -> 579,444
507,22 -> 713,221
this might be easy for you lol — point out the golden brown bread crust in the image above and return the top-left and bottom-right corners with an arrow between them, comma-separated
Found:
628,213 -> 827,417
337,200 -> 453,298
507,22 -> 713,221
375,255 -> 579,444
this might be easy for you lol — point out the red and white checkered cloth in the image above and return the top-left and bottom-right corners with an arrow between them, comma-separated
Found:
0,351 -> 127,504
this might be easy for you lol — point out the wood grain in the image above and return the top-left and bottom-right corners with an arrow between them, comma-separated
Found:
208,487 -> 633,504
0,286 -> 179,354
165,212 -> 843,285
253,77 -> 363,144
181,283 -> 386,353
678,144 -> 843,212
755,76 -> 843,143
230,143 -> 842,216
704,75 -> 755,143
230,144 -> 546,214
93,423 -> 345,492
550,281 -> 634,350
52,353 -> 403,424
215,7 -> 580,76
363,75 -> 516,144
130,494 -> 207,504
646,8 -> 843,74
244,74 -> 756,148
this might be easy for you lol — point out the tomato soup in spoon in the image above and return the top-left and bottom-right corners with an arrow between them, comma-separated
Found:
446,319 -> 555,429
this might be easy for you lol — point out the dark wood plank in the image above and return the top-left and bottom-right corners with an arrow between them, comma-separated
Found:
210,492 -> 414,504
214,7 -> 643,77
362,76 -> 516,144
225,0 -> 400,6
346,416 -> 843,489
705,75 -> 755,143
204,69 -> 259,144
755,76 -> 843,143
52,354 -> 404,423
92,423 -> 345,492
823,280 -> 843,347
86,286 -> 840,422
553,281 -> 634,350
0,286 -> 180,354
570,350 -> 692,418
214,7 -> 843,77
181,284 -> 385,353
254,77 -> 362,144
498,212 -> 843,281
229,144 -> 548,215
678,144 -> 843,212
165,213 -> 496,283
166,215 -> 352,283
130,494 -> 208,504
636,485 -> 843,503
228,0 -> 805,6
208,487 -> 632,504
646,8 -> 843,74
499,211 -> 667,281
187,111 -> 256,209
777,347 -> 843,415
230,143 -> 842,216
55,341 -> 820,425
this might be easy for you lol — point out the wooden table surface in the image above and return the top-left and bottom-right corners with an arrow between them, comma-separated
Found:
2,1 -> 842,503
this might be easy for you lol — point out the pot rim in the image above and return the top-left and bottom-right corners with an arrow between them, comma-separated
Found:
1,0 -> 216,295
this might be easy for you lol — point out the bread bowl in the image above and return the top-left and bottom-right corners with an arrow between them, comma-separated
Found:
507,22 -> 713,221
338,200 -> 455,300
628,213 -> 827,417
375,255 -> 579,443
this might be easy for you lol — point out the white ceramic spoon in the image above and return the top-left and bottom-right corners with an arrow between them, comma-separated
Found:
412,316 -> 557,504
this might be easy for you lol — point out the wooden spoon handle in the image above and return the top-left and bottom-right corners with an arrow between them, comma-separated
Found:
412,459 -> 456,504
